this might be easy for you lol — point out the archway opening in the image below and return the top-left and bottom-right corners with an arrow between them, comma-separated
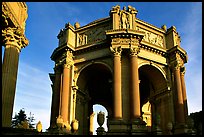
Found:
76,63 -> 113,135
139,64 -> 167,132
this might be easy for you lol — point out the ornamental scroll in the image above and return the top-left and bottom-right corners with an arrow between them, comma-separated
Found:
136,27 -> 164,47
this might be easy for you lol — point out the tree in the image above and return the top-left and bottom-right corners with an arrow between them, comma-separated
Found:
28,112 -> 35,129
11,108 -> 35,129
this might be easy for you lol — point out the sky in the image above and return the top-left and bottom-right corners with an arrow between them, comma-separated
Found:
2,2 -> 202,133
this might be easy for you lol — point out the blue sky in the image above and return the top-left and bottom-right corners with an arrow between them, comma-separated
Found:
3,2 -> 201,132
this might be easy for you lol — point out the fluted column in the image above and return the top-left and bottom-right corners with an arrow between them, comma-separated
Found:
110,46 -> 122,119
2,27 -> 28,127
60,62 -> 72,123
130,47 -> 140,119
180,66 -> 188,122
174,65 -> 185,124
50,66 -> 61,127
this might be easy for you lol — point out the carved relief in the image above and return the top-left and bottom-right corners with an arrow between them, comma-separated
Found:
78,24 -> 111,46
78,34 -> 87,46
136,27 -> 164,47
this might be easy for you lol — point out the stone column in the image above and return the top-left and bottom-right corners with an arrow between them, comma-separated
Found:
111,46 -> 122,119
174,65 -> 185,124
2,27 -> 28,127
180,66 -> 188,122
130,47 -> 140,119
50,66 -> 61,127
60,62 -> 72,123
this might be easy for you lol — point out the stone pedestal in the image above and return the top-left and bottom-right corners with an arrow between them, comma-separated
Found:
106,119 -> 130,135
96,127 -> 106,135
174,123 -> 188,135
130,118 -> 149,135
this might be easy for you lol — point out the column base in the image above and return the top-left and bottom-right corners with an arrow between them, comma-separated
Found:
131,117 -> 149,135
106,119 -> 130,135
174,123 -> 188,135
107,118 -> 150,135
151,126 -> 162,135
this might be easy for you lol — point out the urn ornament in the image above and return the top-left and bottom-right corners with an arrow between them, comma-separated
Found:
97,111 -> 105,127
72,119 -> 79,131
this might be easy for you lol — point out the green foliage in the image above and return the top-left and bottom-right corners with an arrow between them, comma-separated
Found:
11,108 -> 35,129
28,112 -> 35,129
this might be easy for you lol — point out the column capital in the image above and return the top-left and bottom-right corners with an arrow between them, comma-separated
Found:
180,66 -> 186,75
2,27 -> 29,52
64,62 -> 72,69
130,46 -> 140,56
110,46 -> 122,56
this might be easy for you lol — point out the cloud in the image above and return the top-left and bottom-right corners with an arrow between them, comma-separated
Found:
13,61 -> 52,131
177,2 -> 202,114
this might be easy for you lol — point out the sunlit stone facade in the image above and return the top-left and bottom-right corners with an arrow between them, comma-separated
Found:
49,5 -> 189,135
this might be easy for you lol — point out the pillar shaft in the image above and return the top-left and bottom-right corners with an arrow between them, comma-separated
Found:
2,45 -> 20,127
60,63 -> 71,123
174,66 -> 185,124
2,27 -> 28,127
180,69 -> 188,121
130,49 -> 140,119
111,47 -> 122,119
50,67 -> 61,127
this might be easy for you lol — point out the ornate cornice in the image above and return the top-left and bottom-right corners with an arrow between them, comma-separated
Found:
140,44 -> 166,57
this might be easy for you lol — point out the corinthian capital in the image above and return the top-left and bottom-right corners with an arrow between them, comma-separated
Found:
130,46 -> 140,56
110,46 -> 122,56
2,27 -> 29,52
180,66 -> 186,75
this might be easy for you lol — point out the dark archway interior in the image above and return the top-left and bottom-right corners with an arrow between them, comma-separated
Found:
139,65 -> 167,129
76,63 -> 113,135
77,63 -> 113,111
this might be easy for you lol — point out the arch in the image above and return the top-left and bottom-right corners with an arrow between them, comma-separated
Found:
75,61 -> 113,83
138,63 -> 169,132
75,62 -> 113,135
139,61 -> 167,81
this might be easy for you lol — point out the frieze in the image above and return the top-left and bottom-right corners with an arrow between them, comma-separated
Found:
136,26 -> 164,47
77,24 -> 111,46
